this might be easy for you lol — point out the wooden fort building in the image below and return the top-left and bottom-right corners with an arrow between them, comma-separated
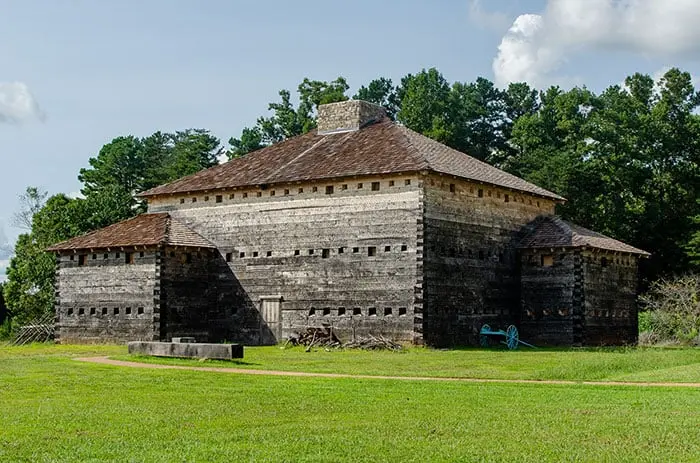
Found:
49,100 -> 649,346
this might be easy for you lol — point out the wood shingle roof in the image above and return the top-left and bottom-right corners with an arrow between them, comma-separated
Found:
519,216 -> 650,255
47,213 -> 215,251
138,118 -> 564,201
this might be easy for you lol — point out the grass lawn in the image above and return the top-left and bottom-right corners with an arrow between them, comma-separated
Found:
112,344 -> 700,383
1,344 -> 699,462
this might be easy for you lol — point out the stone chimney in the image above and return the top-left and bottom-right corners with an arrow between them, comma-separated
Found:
317,100 -> 387,134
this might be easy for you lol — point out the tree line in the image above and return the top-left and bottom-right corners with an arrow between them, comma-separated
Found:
2,68 -> 699,331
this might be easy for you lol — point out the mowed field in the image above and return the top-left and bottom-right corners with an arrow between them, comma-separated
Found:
1,345 -> 700,462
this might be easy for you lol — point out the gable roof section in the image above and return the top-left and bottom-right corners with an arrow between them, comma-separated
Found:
139,119 -> 564,201
47,213 -> 214,251
519,216 -> 650,255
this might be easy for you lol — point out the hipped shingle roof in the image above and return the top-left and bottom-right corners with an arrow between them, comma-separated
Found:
47,213 -> 214,251
519,216 -> 650,255
138,119 -> 564,201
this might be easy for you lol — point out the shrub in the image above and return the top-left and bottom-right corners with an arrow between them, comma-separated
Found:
639,274 -> 700,345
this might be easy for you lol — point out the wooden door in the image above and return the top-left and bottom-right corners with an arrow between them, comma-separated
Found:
260,296 -> 283,344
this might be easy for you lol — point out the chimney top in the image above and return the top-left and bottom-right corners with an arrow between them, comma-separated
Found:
317,100 -> 387,135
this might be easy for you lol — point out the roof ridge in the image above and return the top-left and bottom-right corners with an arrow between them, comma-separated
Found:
394,125 -> 432,171
262,135 -> 331,182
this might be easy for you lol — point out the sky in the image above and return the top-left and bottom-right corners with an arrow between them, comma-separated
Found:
2,0 -> 700,279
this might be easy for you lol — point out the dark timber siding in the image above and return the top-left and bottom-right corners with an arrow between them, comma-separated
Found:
581,251 -> 639,345
519,249 -> 576,345
55,250 -> 158,343
151,175 -> 421,343
422,174 -> 556,346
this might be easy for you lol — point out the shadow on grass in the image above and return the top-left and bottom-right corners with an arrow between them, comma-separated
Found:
122,354 -> 262,367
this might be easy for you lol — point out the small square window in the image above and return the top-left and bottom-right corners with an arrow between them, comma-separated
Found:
192,197 -> 197,203
341,184 -> 348,190
270,190 -> 275,196
384,307 -> 392,316
389,180 -> 395,187
368,246 -> 377,257
70,255 -> 74,261
284,189 -> 290,195
488,190 -> 492,197
322,249 -> 330,258
116,252 -> 121,259
126,307 -> 132,315
298,187 -> 304,193
266,251 -> 272,257
114,308 -> 120,315
308,249 -> 314,255
401,245 -> 408,252
478,189 -> 484,198
243,192 -> 248,198
353,247 -> 359,253
371,182 -> 380,191
537,201 -> 540,207
405,179 -> 411,186
368,307 -> 377,316
357,183 -> 363,189
78,308 -> 85,315
449,184 -> 456,193
180,198 -> 185,204
253,251 -> 259,258
139,251 -> 144,258
216,195 -> 223,203
294,250 -> 300,256
137,307 -> 144,315
125,252 -> 134,264
103,253 -> 108,259
204,195 -> 210,202
541,255 -> 554,267
90,307 -> 96,315
309,307 -> 316,316
229,193 -> 235,199
67,308 -> 74,315
504,194 -> 510,203
497,192 -> 501,199
78,255 -> 86,266
256,191 -> 262,197
353,308 -> 362,316
399,307 -> 407,316
92,254 -> 97,260
225,253 -> 232,262
312,186 -> 318,193
338,307 -> 346,316
325,185 -> 334,194
102,307 -> 108,315
338,247 -> 344,254
323,308 -> 331,316
384,246 -> 391,252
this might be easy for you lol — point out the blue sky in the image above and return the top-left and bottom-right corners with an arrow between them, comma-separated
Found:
2,0 -> 700,275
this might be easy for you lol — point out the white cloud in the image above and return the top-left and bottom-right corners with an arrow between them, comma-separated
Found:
0,82 -> 45,124
493,0 -> 700,88
467,0 -> 512,32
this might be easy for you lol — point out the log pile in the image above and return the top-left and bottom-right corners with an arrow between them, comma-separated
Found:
285,327 -> 402,351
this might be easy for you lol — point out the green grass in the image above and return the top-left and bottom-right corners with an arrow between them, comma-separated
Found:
1,346 -> 700,461
109,344 -> 700,383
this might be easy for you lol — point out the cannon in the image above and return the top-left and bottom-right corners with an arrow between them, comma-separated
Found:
479,324 -> 536,350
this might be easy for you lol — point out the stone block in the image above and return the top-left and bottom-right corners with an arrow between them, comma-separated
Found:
128,341 -> 243,360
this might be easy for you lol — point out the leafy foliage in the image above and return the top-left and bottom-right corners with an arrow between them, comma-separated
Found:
639,274 -> 700,345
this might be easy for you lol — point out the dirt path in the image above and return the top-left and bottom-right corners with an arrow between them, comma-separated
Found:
74,356 -> 700,388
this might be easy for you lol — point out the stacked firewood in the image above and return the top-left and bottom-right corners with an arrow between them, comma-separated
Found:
285,327 -> 402,351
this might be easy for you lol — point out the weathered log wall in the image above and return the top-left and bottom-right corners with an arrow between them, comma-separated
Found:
581,251 -> 639,345
422,174 -> 556,346
55,250 -> 158,343
519,249 -> 577,345
150,175 -> 422,344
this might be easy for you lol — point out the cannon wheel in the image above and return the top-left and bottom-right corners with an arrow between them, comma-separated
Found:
480,324 -> 491,348
506,325 -> 519,350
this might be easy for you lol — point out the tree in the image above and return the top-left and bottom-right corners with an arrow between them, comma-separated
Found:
165,129 -> 220,180
12,187 -> 48,230
354,77 -> 399,119
396,68 -> 452,143
227,77 -> 350,159
0,282 -> 7,327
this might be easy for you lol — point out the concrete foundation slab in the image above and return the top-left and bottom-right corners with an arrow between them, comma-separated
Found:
128,341 -> 243,360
